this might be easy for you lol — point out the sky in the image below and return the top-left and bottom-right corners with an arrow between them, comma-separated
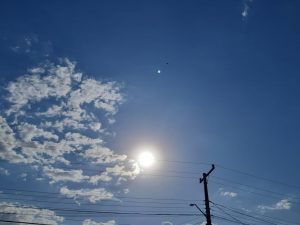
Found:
0,0 -> 300,225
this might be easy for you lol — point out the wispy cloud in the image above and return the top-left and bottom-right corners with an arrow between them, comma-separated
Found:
162,222 -> 173,225
241,0 -> 253,19
83,219 -> 116,225
220,191 -> 237,198
10,35 -> 39,54
258,199 -> 292,212
219,188 -> 238,198
0,167 -> 9,176
9,34 -> 53,58
42,166 -> 89,184
60,186 -> 115,203
0,202 -> 64,225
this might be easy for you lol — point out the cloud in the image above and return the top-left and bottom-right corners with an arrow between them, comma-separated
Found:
20,173 -> 27,181
10,35 -> 39,54
0,202 -> 64,225
82,146 -> 127,164
0,116 -> 29,164
0,59 -> 140,201
43,166 -> 89,184
258,199 -> 292,212
60,186 -> 115,203
162,222 -> 172,225
9,35 -> 53,58
219,188 -> 237,198
0,167 -> 9,176
83,219 -> 116,225
241,0 -> 253,19
220,191 -> 237,198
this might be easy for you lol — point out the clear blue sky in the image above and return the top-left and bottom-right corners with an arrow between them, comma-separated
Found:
0,1 -> 300,225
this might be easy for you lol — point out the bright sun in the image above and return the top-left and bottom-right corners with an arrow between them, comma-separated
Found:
138,151 -> 155,168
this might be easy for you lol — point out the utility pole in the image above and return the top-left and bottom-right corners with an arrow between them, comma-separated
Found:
200,164 -> 215,225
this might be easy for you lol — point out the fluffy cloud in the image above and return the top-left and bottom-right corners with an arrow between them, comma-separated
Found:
0,116 -> 29,164
0,202 -> 64,225
0,59 -> 140,202
258,199 -> 292,212
83,219 -> 116,225
60,186 -> 115,203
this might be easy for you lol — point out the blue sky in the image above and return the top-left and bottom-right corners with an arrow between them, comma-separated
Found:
1,1 -> 300,225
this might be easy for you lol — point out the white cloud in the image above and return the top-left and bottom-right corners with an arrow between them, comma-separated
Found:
89,172 -> 112,185
60,186 -> 115,203
0,59 -> 140,202
106,163 -> 140,180
0,167 -> 9,176
219,188 -> 237,198
43,166 -> 89,184
220,191 -> 237,198
258,199 -> 292,212
241,0 -> 253,19
83,219 -> 116,225
18,123 -> 59,142
20,173 -> 27,181
0,202 -> 64,225
162,222 -> 172,225
83,147 -> 127,164
0,116 -> 29,164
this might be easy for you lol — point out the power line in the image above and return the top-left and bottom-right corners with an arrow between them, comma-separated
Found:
0,219 -> 51,225
212,214 -> 249,225
212,175 -> 299,199
0,193 -> 199,206
215,164 -> 300,190
10,159 -> 300,191
209,179 -> 300,205
210,201 -> 300,225
0,204 -> 203,217
0,196 -> 193,209
0,186 -> 198,202
210,201 -> 247,225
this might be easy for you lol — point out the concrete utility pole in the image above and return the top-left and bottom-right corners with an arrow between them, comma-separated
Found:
200,164 -> 215,225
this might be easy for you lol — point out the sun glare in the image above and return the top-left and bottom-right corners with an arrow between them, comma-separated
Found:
138,150 -> 155,168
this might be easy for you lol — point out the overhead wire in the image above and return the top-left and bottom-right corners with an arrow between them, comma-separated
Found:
210,201 -> 300,225
0,204 -> 202,217
210,201 -> 247,225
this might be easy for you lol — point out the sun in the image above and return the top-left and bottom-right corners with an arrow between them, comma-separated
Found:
138,150 -> 155,168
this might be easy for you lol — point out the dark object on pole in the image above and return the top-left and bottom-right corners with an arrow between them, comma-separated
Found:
200,164 -> 215,225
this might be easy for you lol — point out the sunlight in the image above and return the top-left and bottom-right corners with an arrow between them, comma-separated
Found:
137,147 -> 156,168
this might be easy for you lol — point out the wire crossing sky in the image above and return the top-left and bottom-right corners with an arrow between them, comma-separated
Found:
1,0 -> 300,225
